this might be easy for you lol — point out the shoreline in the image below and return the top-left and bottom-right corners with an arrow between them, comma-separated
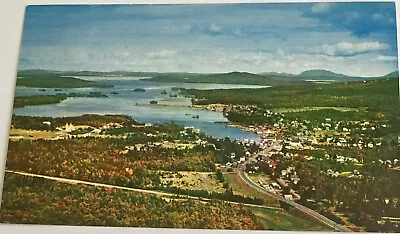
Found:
190,103 -> 282,139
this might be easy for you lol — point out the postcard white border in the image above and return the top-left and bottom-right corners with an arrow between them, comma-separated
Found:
0,0 -> 398,234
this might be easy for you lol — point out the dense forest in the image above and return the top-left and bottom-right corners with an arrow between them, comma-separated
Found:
6,138 -> 216,188
13,92 -> 107,108
146,71 -> 296,86
264,145 -> 400,232
185,78 -> 399,111
6,119 -> 264,205
185,78 -> 400,232
5,77 -> 399,231
0,173 -> 264,229
16,74 -> 112,88
10,114 -> 138,130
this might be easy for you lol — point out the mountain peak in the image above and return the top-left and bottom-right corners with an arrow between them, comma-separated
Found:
298,69 -> 348,78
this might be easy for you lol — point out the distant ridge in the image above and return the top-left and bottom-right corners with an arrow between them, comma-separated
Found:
17,69 -> 398,86
258,72 -> 295,77
147,71 -> 286,86
298,69 -> 349,79
384,71 -> 399,78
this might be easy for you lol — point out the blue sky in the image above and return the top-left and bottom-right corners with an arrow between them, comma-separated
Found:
19,3 -> 398,77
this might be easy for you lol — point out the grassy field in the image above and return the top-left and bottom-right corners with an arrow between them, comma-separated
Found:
247,173 -> 275,185
251,207 -> 331,231
223,172 -> 279,207
160,171 -> 226,193
9,128 -> 64,140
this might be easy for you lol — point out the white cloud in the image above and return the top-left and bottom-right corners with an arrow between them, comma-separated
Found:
311,3 -> 332,13
276,49 -> 285,57
19,44 -> 397,77
146,50 -> 176,59
209,23 -> 223,33
372,13 -> 384,20
315,41 -> 389,56
376,55 -> 397,61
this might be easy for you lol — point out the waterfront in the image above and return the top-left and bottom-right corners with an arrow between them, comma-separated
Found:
13,78 -> 266,142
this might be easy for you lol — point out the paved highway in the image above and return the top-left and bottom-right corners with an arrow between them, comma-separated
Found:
4,170 -> 282,211
238,143 -> 352,232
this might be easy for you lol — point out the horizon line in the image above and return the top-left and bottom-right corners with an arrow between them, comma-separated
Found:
17,68 -> 399,78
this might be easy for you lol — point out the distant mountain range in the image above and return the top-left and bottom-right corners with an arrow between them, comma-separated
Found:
146,71 -> 303,86
17,69 -> 398,86
298,69 -> 349,79
296,69 -> 398,82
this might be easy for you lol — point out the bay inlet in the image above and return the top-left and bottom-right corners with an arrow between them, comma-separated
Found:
13,78 -> 269,142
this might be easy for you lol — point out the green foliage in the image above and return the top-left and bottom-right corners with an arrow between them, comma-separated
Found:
150,186 -> 264,205
11,114 -> 137,130
16,75 -> 112,88
278,145 -> 400,232
216,170 -> 225,183
283,109 -> 377,122
5,138 -> 218,188
147,72 -> 294,86
186,79 -> 398,110
207,137 -> 246,164
14,95 -> 68,108
13,92 -> 108,108
186,79 -> 400,129
0,173 -> 264,229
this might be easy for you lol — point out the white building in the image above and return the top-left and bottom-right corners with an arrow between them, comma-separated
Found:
64,123 -> 75,132
42,121 -> 51,126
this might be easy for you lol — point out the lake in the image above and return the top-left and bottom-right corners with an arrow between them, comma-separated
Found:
13,78 -> 269,142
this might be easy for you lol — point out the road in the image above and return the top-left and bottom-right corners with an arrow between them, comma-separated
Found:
238,142 -> 352,232
4,169 -> 282,211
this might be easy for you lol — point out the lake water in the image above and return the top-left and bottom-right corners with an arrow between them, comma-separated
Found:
14,78 -> 268,142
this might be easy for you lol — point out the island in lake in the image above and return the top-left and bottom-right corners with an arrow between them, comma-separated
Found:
132,88 -> 146,92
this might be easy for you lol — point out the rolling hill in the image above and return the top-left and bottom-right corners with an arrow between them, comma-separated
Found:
17,69 -> 398,87
384,71 -> 399,78
298,69 -> 350,80
16,70 -> 113,88
189,72 -> 283,85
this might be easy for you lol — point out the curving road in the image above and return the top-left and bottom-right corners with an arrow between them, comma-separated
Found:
4,169 -> 282,211
238,143 -> 352,232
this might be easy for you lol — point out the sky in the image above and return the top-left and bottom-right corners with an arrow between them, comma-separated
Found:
18,2 -> 398,77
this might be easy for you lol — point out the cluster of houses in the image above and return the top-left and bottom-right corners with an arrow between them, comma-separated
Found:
116,135 -> 216,155
241,138 -> 256,147
222,152 -> 248,171
252,159 -> 301,200
373,158 -> 399,168
324,168 -> 362,178
226,106 -> 388,154
231,105 -> 285,124
257,179 -> 281,195
119,140 -> 196,154
324,154 -> 361,164
216,106 -> 397,202
49,122 -> 124,135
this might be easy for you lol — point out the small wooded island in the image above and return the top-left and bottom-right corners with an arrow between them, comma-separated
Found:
132,88 -> 146,92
